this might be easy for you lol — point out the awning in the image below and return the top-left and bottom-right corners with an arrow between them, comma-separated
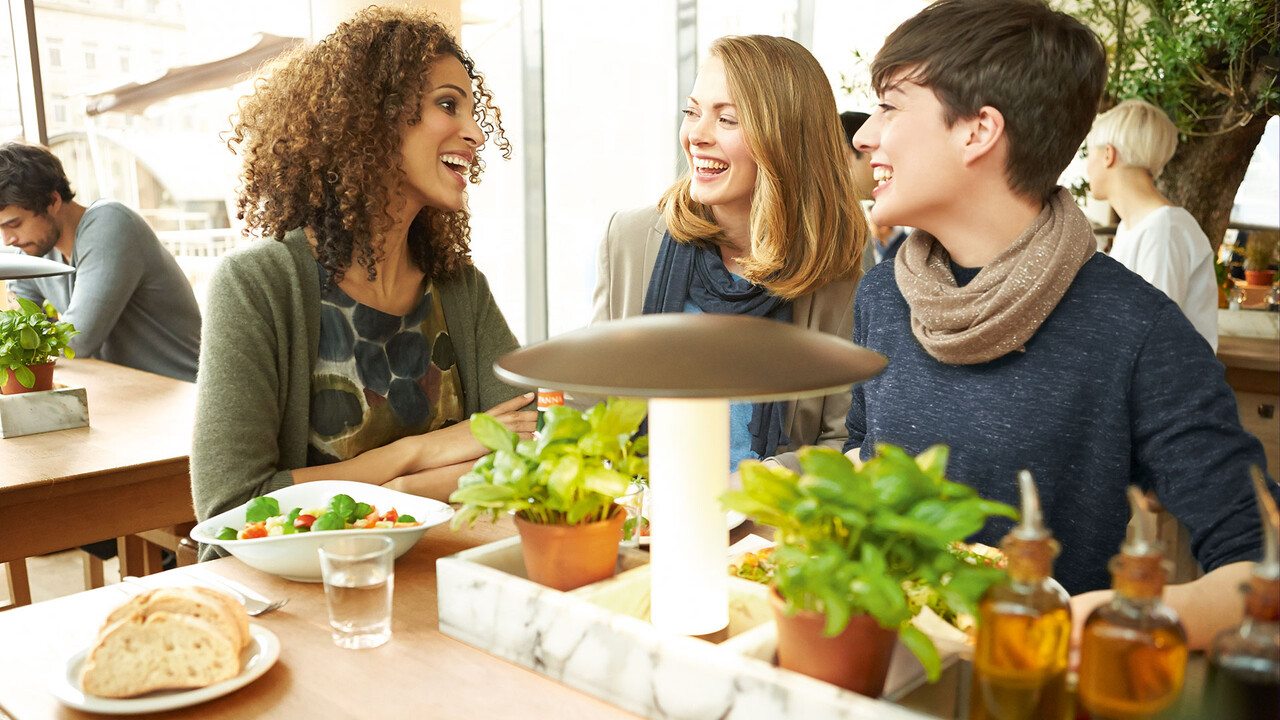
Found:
84,33 -> 303,117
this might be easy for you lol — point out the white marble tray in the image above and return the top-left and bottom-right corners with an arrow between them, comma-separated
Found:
0,384 -> 88,438
437,537 -> 955,719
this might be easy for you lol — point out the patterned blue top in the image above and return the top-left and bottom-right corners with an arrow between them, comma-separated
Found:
307,264 -> 464,465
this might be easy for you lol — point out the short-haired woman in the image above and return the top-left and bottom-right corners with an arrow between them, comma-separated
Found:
591,35 -> 866,471
1086,99 -> 1218,349
193,7 -> 534,537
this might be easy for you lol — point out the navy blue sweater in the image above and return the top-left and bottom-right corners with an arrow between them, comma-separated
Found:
845,255 -> 1273,595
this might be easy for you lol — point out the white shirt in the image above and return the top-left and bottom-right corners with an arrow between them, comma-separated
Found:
1111,206 -> 1218,350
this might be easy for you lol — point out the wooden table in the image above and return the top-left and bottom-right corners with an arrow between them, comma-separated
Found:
0,359 -> 198,590
0,518 -> 639,719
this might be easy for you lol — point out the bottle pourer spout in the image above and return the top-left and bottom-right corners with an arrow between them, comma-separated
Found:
1251,467 -> 1279,581
1012,470 -> 1049,540
1122,486 -> 1160,557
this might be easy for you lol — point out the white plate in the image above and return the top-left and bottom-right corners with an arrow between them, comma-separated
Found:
49,624 -> 280,715
636,511 -> 747,546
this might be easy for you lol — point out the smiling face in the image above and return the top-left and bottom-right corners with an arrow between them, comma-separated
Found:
853,73 -> 969,233
396,55 -> 484,214
0,204 -> 61,257
680,56 -> 758,220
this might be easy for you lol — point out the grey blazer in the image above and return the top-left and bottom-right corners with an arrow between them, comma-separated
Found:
590,205 -> 861,470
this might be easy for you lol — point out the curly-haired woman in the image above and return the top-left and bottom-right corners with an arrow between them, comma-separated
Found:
193,7 -> 533,537
591,35 -> 866,472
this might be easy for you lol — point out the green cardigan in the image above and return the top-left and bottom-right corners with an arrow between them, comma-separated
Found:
191,231 -> 523,547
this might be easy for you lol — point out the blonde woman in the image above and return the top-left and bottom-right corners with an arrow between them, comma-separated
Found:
1086,99 -> 1217,349
591,35 -> 866,471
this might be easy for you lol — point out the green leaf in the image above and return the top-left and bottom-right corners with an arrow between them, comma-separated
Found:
14,365 -> 34,388
352,502 -> 374,520
538,416 -> 592,454
245,496 -> 280,523
898,624 -> 941,682
448,483 -> 516,506
216,527 -> 239,541
470,412 -> 517,452
327,494 -> 357,522
914,445 -> 949,480
15,297 -> 41,316
311,512 -> 345,532
596,396 -> 648,437
582,467 -> 629,498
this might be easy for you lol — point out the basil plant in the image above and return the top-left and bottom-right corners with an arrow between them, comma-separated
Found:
0,297 -> 79,388
449,397 -> 649,528
721,444 -> 1015,680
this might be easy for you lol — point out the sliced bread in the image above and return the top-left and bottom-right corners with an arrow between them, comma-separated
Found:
79,612 -> 240,698
103,587 -> 250,650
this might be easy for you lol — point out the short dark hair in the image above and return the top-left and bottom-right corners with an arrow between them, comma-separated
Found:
871,0 -> 1106,200
840,111 -> 870,157
0,142 -> 75,213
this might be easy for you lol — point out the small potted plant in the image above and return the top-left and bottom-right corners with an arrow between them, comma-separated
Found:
722,444 -> 1014,697
450,396 -> 648,591
0,297 -> 79,395
1243,230 -> 1278,286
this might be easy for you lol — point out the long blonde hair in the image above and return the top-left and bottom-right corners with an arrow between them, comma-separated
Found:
660,35 -> 864,299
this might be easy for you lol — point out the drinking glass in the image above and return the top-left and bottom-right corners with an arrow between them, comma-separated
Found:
616,483 -> 649,548
318,535 -> 394,649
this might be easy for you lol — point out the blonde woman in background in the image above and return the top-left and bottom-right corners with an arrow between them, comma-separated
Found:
591,35 -> 866,472
1086,99 -> 1218,349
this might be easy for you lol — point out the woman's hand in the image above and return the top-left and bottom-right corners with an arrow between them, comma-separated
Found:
407,392 -> 537,471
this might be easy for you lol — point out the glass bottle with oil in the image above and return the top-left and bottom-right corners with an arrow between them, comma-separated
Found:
1077,486 -> 1188,720
969,470 -> 1072,720
1202,467 -> 1279,719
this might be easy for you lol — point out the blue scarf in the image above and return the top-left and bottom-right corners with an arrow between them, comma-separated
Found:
641,232 -> 792,457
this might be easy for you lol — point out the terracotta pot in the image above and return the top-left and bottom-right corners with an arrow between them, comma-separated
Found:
514,510 -> 625,591
1244,269 -> 1276,286
770,588 -> 898,697
1,360 -> 55,395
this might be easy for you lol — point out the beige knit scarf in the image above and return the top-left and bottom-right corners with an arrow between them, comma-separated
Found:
894,187 -> 1097,365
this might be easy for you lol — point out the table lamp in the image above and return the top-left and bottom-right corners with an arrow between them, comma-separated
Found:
494,313 -> 886,638
0,252 -> 76,281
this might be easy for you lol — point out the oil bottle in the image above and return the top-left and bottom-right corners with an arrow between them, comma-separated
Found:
1201,467 -> 1279,719
1077,486 -> 1188,720
969,470 -> 1072,720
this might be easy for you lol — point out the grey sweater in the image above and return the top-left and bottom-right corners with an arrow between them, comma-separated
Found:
191,231 -> 523,545
11,200 -> 201,382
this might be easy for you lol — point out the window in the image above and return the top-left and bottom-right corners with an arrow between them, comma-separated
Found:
0,15 -> 20,141
29,0 -> 310,305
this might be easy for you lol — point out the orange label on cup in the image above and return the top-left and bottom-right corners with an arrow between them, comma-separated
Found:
537,390 -> 564,411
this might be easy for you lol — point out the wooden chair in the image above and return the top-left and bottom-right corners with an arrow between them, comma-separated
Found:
80,523 -> 199,590
1,560 -> 32,611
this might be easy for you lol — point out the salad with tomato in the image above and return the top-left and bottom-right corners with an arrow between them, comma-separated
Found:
216,493 -> 421,541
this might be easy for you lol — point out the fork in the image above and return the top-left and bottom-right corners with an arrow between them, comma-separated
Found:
121,575 -> 288,616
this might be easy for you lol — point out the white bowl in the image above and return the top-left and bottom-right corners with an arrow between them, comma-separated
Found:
191,481 -> 454,582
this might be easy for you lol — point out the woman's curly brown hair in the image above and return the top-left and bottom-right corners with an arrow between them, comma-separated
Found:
227,6 -> 509,286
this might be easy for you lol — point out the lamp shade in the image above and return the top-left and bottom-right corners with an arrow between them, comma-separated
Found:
493,313 -> 887,400
0,253 -> 75,281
